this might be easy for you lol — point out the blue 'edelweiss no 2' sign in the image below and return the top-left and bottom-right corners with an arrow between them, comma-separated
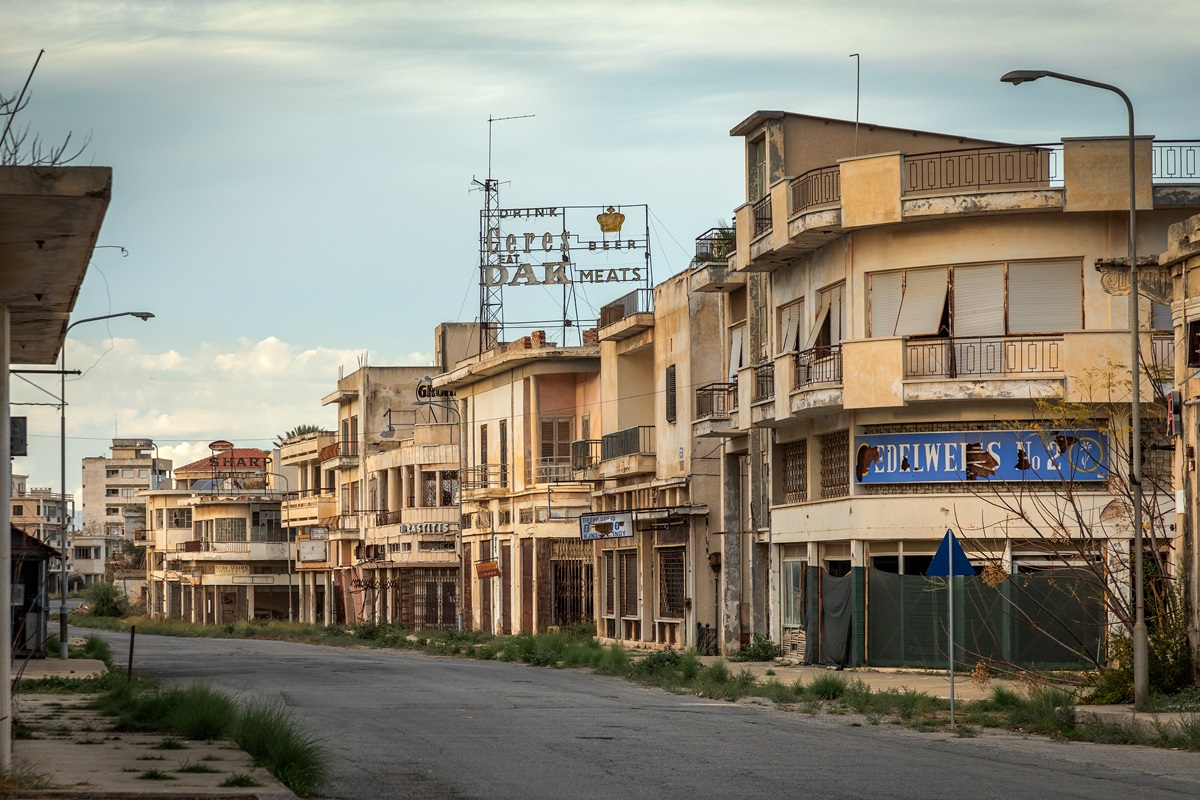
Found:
854,429 -> 1108,483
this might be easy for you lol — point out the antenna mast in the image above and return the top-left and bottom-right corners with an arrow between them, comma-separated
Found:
473,113 -> 534,354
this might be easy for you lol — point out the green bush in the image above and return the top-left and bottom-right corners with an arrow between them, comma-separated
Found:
729,633 -> 781,662
82,581 -> 128,617
234,698 -> 327,797
806,673 -> 848,701
165,684 -> 239,740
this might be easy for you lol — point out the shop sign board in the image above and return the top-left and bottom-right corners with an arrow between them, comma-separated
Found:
854,429 -> 1107,483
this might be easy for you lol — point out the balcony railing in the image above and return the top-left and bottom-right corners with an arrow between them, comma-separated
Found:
318,439 -> 359,462
795,346 -> 843,388
535,457 -> 574,483
320,514 -> 360,532
571,439 -> 602,470
375,510 -> 403,527
695,382 -> 737,418
1153,141 -> 1200,182
903,145 -> 1058,196
1150,333 -> 1175,381
463,463 -> 509,490
752,195 -> 772,237
695,227 -> 735,263
753,363 -> 775,402
789,165 -> 841,215
601,425 -> 655,461
904,336 -> 1063,379
599,288 -> 654,328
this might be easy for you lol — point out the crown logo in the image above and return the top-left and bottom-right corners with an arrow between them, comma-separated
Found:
597,206 -> 625,234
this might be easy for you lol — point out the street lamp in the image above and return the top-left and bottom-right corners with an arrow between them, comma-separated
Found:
263,459 -> 294,622
59,311 -> 153,658
1001,69 -> 1147,709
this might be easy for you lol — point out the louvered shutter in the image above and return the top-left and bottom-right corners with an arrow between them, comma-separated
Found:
728,325 -> 745,380
540,418 -> 555,460
556,418 -> 572,459
893,268 -> 949,336
1008,260 -> 1082,334
953,264 -> 1005,337
829,284 -> 845,346
870,271 -> 903,337
779,303 -> 801,353
1152,302 -> 1172,332
665,364 -> 677,422
803,293 -> 831,351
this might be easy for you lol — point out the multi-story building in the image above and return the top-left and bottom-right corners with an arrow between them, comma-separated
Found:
11,475 -> 70,594
142,445 -> 291,622
282,430 -> 337,624
79,438 -> 170,585
711,111 -> 1199,665
434,329 -> 599,635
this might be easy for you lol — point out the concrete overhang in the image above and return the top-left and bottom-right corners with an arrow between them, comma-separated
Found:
0,166 -> 112,364
433,345 -> 600,390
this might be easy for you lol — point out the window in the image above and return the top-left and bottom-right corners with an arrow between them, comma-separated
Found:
479,424 -> 488,470
214,518 -> 247,542
105,469 -> 118,478
138,469 -> 149,478
869,260 -> 1083,338
783,560 -> 807,627
106,506 -> 120,516
441,471 -> 458,506
778,300 -> 805,354
805,283 -> 845,351
499,419 -> 509,488
121,469 -> 134,478
250,507 -> 282,541
105,488 -> 118,497
728,323 -> 747,381
156,509 -> 164,529
749,137 -> 767,201
422,472 -> 437,507
782,440 -> 808,504
665,365 -> 677,423
540,415 -> 573,465
1152,301 -> 1172,332
657,547 -> 686,618
121,488 -> 135,498
819,430 -> 850,499
11,505 -> 21,517
168,508 -> 192,529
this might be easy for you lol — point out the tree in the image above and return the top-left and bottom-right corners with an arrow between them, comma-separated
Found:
273,424 -> 328,449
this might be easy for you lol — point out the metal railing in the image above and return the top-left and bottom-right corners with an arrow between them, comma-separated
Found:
319,514 -> 360,532
535,457 -> 574,483
463,463 -> 508,490
571,439 -> 602,470
752,195 -> 772,237
1153,141 -> 1200,182
904,336 -> 1063,379
1150,333 -> 1175,380
318,439 -> 359,461
601,425 -> 655,461
753,363 -> 775,402
599,288 -> 654,327
903,145 -> 1058,196
375,509 -> 403,527
795,346 -> 843,388
695,227 -> 735,263
789,165 -> 841,215
695,382 -> 737,418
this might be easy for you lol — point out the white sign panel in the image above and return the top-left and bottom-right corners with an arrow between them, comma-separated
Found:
298,540 -> 328,563
579,512 -> 635,541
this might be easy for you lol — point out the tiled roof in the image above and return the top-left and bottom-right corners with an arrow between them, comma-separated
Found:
175,448 -> 269,475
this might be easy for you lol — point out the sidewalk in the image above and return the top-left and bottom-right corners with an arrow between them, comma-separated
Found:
10,658 -> 294,799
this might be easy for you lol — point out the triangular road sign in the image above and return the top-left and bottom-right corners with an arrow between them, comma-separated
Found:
925,529 -> 975,577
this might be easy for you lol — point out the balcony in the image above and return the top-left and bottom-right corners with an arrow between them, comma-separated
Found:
902,145 -> 1057,196
693,382 -> 738,438
691,227 -> 743,293
571,439 -> 602,471
283,490 -> 337,527
463,464 -> 509,496
904,335 -> 1063,379
752,195 -> 772,238
598,425 -> 656,478
598,288 -> 655,341
318,439 -> 359,470
752,363 -> 775,403
319,514 -> 361,538
795,346 -> 843,388
535,457 -> 575,483
789,165 -> 841,215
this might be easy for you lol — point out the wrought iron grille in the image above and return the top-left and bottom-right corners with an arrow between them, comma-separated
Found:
462,463 -> 508,489
619,550 -> 638,617
695,382 -> 737,418
657,547 -> 686,619
795,346 -> 843,388
571,439 -> 602,470
518,507 -> 534,525
752,194 -> 772,237
783,440 -> 808,504
753,363 -> 775,402
601,425 -> 655,461
695,227 -> 735,262
599,288 -> 654,327
550,539 -> 593,626
535,457 -> 573,483
819,430 -> 850,499
1152,142 -> 1200,182
903,336 -> 1063,379
902,145 -> 1057,195
789,165 -> 841,215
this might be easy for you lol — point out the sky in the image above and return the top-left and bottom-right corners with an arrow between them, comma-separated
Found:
5,0 -> 1200,505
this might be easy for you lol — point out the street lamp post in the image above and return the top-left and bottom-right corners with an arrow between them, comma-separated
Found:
263,459 -> 294,622
1001,69 -> 1147,709
59,312 -> 153,658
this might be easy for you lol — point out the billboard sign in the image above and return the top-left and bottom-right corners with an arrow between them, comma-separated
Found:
580,512 -> 635,541
854,429 -> 1108,483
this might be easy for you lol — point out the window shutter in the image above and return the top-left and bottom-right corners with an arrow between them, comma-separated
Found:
665,364 -> 677,423
1008,260 -> 1082,334
779,300 -> 804,353
1152,301 -> 1172,332
893,268 -> 949,336
870,272 -> 903,337
728,325 -> 745,379
952,264 -> 1005,337
829,284 -> 845,346
540,418 -> 555,459
803,293 -> 831,351
556,419 -> 572,459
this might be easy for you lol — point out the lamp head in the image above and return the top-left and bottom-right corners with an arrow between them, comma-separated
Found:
380,424 -> 396,440
131,312 -> 154,321
1001,70 -> 1048,86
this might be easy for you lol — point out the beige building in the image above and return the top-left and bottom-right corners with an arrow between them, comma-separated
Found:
79,438 -> 170,586
141,446 -> 291,622
10,475 -> 69,592
709,111 -> 1199,665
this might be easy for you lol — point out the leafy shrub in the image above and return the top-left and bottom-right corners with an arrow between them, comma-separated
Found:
82,581 -> 128,617
806,673 -> 848,701
729,633 -> 781,662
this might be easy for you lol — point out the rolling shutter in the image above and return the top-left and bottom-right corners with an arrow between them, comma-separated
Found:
870,271 -> 903,337
1008,260 -> 1082,334
893,268 -> 949,336
952,264 -> 1005,337
779,301 -> 803,353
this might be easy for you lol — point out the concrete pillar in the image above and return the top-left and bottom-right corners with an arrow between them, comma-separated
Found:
721,451 -> 743,653
247,586 -> 255,620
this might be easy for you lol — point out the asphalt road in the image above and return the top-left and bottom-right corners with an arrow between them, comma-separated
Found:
95,629 -> 1200,800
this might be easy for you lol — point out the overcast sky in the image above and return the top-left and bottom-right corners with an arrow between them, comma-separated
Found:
6,0 -> 1200,502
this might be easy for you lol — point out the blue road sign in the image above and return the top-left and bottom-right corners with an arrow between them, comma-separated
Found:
926,529 -> 975,577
